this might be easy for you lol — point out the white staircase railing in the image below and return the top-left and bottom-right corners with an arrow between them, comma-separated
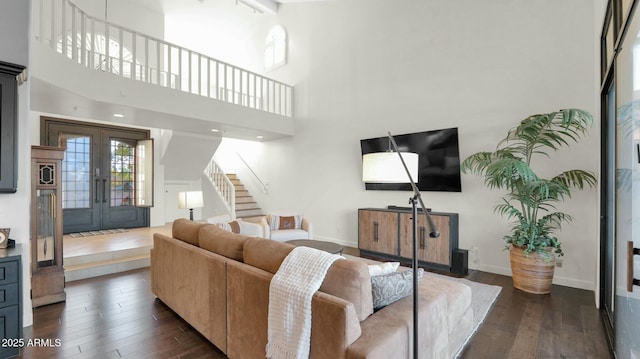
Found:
237,153 -> 268,194
205,159 -> 236,219
33,0 -> 294,117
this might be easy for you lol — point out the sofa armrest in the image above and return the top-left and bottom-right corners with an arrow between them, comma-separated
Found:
302,217 -> 313,239
261,216 -> 271,238
226,261 -> 361,359
152,233 -> 229,352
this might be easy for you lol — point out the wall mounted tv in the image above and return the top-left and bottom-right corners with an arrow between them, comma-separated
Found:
360,127 -> 462,192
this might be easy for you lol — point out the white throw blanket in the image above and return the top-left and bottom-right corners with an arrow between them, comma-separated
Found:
266,246 -> 343,359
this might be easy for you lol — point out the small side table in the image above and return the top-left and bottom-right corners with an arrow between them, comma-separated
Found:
286,239 -> 344,255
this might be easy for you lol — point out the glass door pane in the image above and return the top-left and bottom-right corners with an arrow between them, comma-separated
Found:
110,139 -> 135,207
43,119 -> 150,232
614,6 -> 640,358
61,134 -> 91,209
99,131 -> 147,230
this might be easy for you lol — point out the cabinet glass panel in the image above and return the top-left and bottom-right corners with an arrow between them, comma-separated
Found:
36,189 -> 57,268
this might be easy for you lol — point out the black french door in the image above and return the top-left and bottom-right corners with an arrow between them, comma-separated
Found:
42,118 -> 150,233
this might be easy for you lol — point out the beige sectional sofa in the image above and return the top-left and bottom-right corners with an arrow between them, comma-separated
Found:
150,219 -> 473,358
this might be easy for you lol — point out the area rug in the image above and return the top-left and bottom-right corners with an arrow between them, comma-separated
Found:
422,271 -> 502,358
68,228 -> 127,238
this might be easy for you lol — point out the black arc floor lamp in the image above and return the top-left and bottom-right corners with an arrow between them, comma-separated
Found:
362,132 -> 440,359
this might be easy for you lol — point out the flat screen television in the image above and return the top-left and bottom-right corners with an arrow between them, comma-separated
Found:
360,127 -> 462,192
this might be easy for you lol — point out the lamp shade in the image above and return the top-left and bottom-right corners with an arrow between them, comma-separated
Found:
178,191 -> 204,209
362,152 -> 419,183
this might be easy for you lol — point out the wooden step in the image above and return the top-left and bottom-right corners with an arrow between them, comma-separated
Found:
65,247 -> 151,282
236,208 -> 264,218
236,196 -> 255,204
235,202 -> 258,210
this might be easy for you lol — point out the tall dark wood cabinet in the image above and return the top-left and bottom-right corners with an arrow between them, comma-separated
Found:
0,61 -> 25,193
0,245 -> 23,359
30,146 -> 66,307
358,208 -> 459,272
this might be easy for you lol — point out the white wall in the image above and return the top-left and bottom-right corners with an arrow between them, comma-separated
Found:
232,0 -> 601,290
163,0 -> 265,73
73,0 -> 165,39
0,0 -> 32,327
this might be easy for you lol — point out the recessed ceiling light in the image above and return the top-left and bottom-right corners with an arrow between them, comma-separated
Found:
211,129 -> 220,132
256,135 -> 264,139
113,113 -> 124,118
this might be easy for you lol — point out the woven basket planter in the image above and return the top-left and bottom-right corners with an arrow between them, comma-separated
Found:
509,246 -> 555,294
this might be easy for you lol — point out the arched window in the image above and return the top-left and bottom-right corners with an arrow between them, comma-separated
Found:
264,25 -> 287,71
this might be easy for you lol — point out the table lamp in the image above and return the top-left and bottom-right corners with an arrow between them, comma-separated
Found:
178,191 -> 204,221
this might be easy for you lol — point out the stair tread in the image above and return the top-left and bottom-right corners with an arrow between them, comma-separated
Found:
209,171 -> 265,221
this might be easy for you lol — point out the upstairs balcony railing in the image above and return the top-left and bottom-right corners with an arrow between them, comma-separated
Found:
33,0 -> 293,117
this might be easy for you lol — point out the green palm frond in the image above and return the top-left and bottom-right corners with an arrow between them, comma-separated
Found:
462,108 -> 596,257
551,170 -> 597,191
484,158 -> 538,190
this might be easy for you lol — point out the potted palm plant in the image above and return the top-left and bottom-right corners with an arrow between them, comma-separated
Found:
461,109 -> 597,294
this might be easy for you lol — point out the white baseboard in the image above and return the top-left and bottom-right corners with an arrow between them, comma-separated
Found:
313,235 -> 357,248
478,264 -> 595,291
315,236 -> 596,291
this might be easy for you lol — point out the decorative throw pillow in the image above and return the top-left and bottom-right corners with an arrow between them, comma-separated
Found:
216,220 -> 241,234
368,262 -> 400,277
371,268 -> 424,310
269,214 -> 303,230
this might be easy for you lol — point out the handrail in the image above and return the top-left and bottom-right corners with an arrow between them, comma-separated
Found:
205,159 -> 236,219
237,153 -> 268,194
33,0 -> 293,117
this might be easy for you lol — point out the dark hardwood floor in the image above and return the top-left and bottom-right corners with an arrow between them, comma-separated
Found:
18,266 -> 610,358
459,271 -> 610,359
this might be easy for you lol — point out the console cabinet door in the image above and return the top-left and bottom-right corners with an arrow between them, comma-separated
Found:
358,210 -> 398,255
399,213 -> 451,266
0,62 -> 25,193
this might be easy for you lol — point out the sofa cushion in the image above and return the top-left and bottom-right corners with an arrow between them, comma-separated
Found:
243,237 -> 295,273
320,259 -> 374,322
172,218 -> 207,246
371,268 -> 424,310
199,224 -> 250,261
368,262 -> 400,277
269,214 -> 303,230
243,237 -> 374,321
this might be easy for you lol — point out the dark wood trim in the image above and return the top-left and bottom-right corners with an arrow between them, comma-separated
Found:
0,61 -> 25,76
40,116 -> 151,145
40,117 -> 152,231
